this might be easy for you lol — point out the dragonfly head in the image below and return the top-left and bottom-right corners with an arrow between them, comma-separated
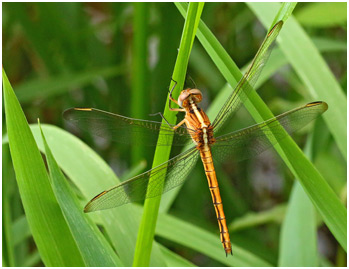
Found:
178,88 -> 203,108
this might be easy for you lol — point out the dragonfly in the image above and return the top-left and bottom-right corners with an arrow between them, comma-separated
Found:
63,21 -> 328,256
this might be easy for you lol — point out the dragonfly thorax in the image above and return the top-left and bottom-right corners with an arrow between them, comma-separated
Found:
178,88 -> 202,108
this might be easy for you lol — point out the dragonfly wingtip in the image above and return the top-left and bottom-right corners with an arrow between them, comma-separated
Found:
306,101 -> 328,112
322,101 -> 329,111
83,204 -> 92,213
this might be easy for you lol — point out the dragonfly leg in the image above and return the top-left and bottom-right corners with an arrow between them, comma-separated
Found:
170,78 -> 177,90
148,112 -> 168,121
169,79 -> 181,110
169,107 -> 185,112
149,112 -> 185,130
172,118 -> 187,130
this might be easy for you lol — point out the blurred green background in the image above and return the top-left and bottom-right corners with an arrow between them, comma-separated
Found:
3,2 -> 347,266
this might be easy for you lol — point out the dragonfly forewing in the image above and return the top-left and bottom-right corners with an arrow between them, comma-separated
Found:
211,101 -> 328,163
212,21 -> 283,133
84,147 -> 200,212
63,108 -> 193,146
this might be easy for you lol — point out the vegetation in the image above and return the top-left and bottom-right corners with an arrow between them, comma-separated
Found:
3,2 -> 347,267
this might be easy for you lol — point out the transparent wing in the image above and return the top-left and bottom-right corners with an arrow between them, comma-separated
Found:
63,108 -> 193,146
212,21 -> 283,132
84,147 -> 199,212
211,102 -> 328,163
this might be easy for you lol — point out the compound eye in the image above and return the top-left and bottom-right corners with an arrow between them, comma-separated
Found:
190,89 -> 203,103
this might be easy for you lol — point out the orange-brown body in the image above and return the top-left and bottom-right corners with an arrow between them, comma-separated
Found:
170,88 -> 232,256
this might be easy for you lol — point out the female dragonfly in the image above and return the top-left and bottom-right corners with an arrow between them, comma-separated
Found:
64,21 -> 328,256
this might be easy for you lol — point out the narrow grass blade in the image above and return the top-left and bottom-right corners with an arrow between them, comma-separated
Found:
279,120 -> 338,266
278,134 -> 317,266
133,3 -> 205,266
3,68 -> 84,266
39,122 -> 122,266
279,182 -> 318,266
131,3 -> 149,164
229,204 -> 287,232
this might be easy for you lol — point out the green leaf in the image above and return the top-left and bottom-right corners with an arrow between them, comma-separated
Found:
279,182 -> 318,266
315,152 -> 346,195
295,3 -> 347,27
279,133 -> 318,266
229,204 -> 287,232
131,3 -> 149,165
39,122 -> 122,266
2,68 -> 84,266
133,3 -> 205,266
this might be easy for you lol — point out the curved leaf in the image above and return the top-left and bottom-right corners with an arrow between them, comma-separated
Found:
39,123 -> 122,266
3,68 -> 84,266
